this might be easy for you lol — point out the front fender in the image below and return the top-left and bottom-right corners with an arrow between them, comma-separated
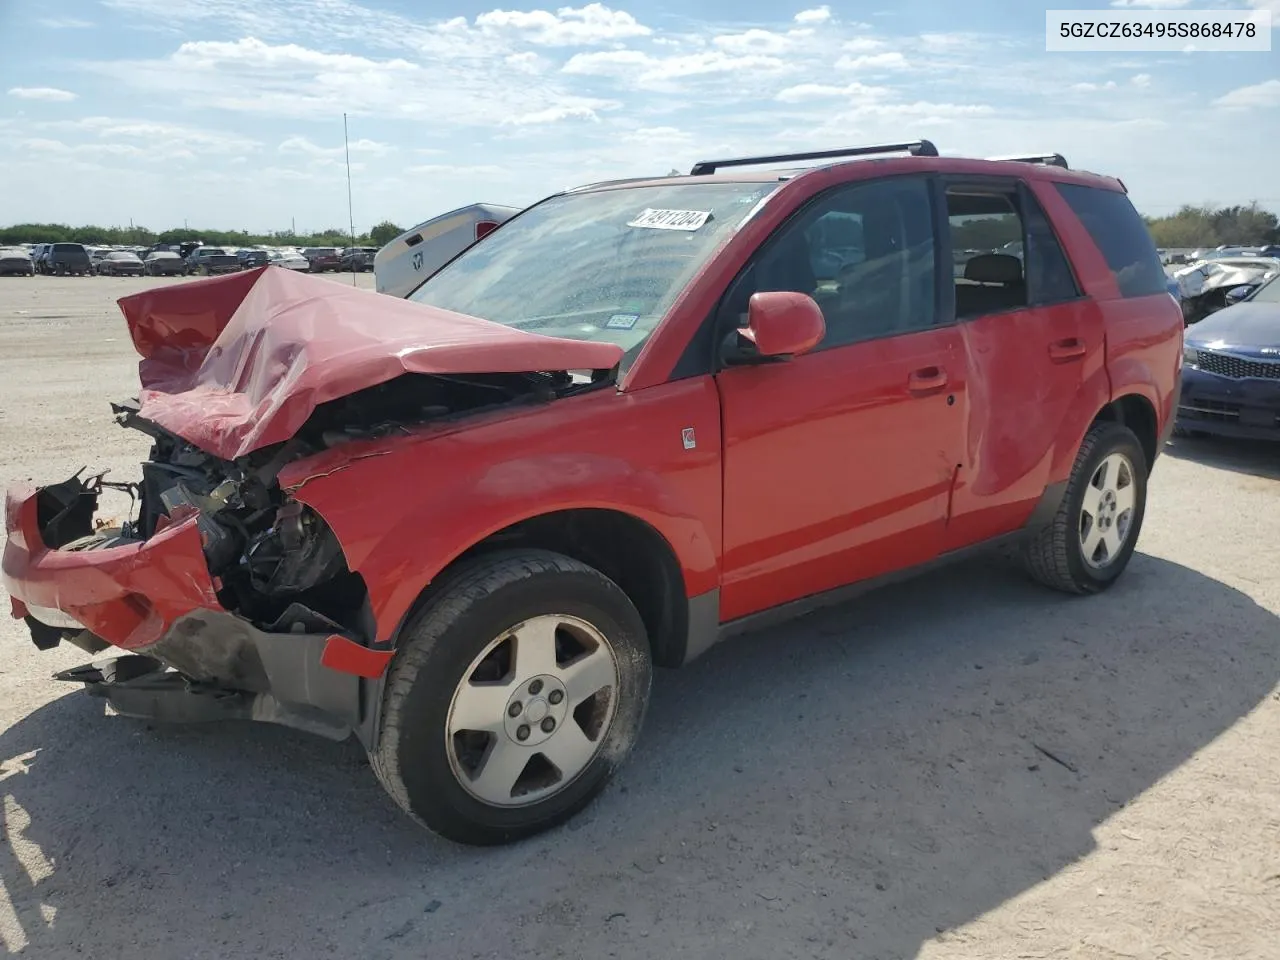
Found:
282,379 -> 724,645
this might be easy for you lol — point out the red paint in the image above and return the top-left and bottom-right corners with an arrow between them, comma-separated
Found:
320,634 -> 395,678
741,291 -> 825,356
6,153 -> 1180,678
119,266 -> 623,460
716,326 -> 966,620
2,486 -> 223,649
283,378 -> 724,643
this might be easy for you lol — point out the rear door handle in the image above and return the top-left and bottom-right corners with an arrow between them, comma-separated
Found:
908,366 -> 948,394
1049,337 -> 1087,361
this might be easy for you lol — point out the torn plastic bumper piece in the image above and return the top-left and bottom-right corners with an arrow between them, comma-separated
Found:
3,479 -> 222,650
4,479 -> 393,744
55,652 -> 354,742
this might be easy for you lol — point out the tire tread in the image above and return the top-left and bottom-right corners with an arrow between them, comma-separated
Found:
1021,421 -> 1144,595
370,549 -> 630,833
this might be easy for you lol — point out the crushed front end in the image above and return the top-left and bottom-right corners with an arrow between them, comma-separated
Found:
2,401 -> 392,745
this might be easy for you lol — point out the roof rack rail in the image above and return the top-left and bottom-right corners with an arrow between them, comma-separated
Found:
689,140 -> 939,176
987,152 -> 1069,169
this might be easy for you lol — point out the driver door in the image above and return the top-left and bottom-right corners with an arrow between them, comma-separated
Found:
715,176 -> 966,622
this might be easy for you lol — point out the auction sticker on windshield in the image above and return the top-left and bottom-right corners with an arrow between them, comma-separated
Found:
628,209 -> 712,230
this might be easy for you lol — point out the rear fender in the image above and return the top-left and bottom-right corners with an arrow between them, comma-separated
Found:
1048,355 -> 1115,483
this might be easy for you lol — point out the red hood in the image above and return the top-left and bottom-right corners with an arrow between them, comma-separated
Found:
117,266 -> 624,460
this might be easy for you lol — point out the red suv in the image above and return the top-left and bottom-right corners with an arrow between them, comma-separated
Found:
2,141 -> 1182,845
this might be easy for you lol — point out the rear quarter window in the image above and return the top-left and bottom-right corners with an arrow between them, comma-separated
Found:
1053,183 -> 1167,298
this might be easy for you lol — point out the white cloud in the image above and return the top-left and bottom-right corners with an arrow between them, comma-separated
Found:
1072,80 -> 1119,91
1131,73 -> 1151,86
793,6 -> 831,24
918,32 -> 978,50
474,3 -> 650,45
712,29 -> 796,55
562,48 -> 785,84
85,37 -> 612,126
775,81 -> 891,102
835,52 -> 909,70
37,17 -> 92,28
504,51 -> 546,73
278,136 -> 393,156
1110,0 -> 1192,6
7,87 -> 77,102
406,163 -> 504,175
504,104 -> 603,124
1212,79 -> 1280,109
842,36 -> 887,52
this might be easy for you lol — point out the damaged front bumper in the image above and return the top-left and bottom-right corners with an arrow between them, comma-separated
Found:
2,472 -> 392,746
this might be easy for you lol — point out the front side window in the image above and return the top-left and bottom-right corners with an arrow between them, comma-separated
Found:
718,176 -> 937,350
409,180 -> 781,370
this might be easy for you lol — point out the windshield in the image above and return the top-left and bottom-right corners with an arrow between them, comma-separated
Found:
409,180 -> 781,368
1252,275 -> 1280,304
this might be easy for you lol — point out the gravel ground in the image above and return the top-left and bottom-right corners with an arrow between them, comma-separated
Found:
1,276 -> 1278,960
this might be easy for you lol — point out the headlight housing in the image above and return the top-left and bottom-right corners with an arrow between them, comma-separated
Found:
1183,345 -> 1199,367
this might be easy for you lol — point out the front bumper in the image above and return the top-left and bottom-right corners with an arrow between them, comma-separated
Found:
3,476 -> 391,744
1176,366 -> 1280,441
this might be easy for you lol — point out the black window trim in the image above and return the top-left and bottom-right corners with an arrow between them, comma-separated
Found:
935,174 -> 1086,323
670,171 -> 951,379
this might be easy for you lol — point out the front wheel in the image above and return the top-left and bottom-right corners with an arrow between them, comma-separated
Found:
371,549 -> 652,846
1021,421 -> 1148,594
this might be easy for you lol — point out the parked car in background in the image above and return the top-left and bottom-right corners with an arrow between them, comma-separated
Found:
268,249 -> 309,271
301,246 -> 342,272
94,251 -> 146,277
2,141 -> 1183,846
0,247 -> 35,276
144,251 -> 188,276
237,248 -> 271,269
338,246 -> 378,272
185,246 -> 241,276
43,242 -> 92,276
374,203 -> 519,298
1172,256 -> 1280,324
1178,273 -> 1280,441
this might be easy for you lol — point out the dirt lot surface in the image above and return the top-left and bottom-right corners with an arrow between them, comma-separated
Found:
1,275 -> 1278,960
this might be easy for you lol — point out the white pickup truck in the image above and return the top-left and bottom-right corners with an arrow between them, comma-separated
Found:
373,203 -> 519,299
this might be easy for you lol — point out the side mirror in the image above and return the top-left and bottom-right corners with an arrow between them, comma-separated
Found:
723,291 -> 825,364
1224,285 -> 1252,305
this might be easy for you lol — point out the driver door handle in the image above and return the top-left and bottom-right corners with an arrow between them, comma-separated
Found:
1049,337 -> 1087,361
908,366 -> 948,394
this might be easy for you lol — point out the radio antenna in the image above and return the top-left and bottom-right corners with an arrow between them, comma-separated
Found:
344,112 -> 357,286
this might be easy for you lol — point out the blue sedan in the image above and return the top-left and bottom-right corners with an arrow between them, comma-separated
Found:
1178,274 -> 1280,441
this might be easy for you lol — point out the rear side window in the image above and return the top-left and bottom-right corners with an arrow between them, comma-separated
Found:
1054,183 -> 1166,298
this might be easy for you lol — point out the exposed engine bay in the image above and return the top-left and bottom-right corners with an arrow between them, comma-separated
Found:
49,369 -> 605,639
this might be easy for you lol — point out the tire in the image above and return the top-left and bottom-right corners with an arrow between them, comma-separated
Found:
1021,421 -> 1148,594
371,549 -> 652,846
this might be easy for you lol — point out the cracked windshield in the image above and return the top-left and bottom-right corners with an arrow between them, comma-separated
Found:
409,181 -> 780,366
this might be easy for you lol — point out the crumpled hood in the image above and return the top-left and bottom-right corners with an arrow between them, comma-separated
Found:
118,266 -> 623,460
1185,301 -> 1280,353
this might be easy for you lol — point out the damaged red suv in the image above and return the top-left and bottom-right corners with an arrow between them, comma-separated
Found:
3,141 -> 1182,845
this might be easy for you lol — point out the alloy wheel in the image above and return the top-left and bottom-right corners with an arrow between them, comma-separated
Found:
445,614 -> 619,808
1079,452 -> 1136,569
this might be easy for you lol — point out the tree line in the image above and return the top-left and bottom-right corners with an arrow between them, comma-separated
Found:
3,202 -> 1277,252
0,220 -> 407,248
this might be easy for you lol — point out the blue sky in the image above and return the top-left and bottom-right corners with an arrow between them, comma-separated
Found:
1,0 -> 1277,233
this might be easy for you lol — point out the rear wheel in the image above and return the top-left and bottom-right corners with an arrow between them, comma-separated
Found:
1022,422 -> 1148,594
371,550 -> 652,846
